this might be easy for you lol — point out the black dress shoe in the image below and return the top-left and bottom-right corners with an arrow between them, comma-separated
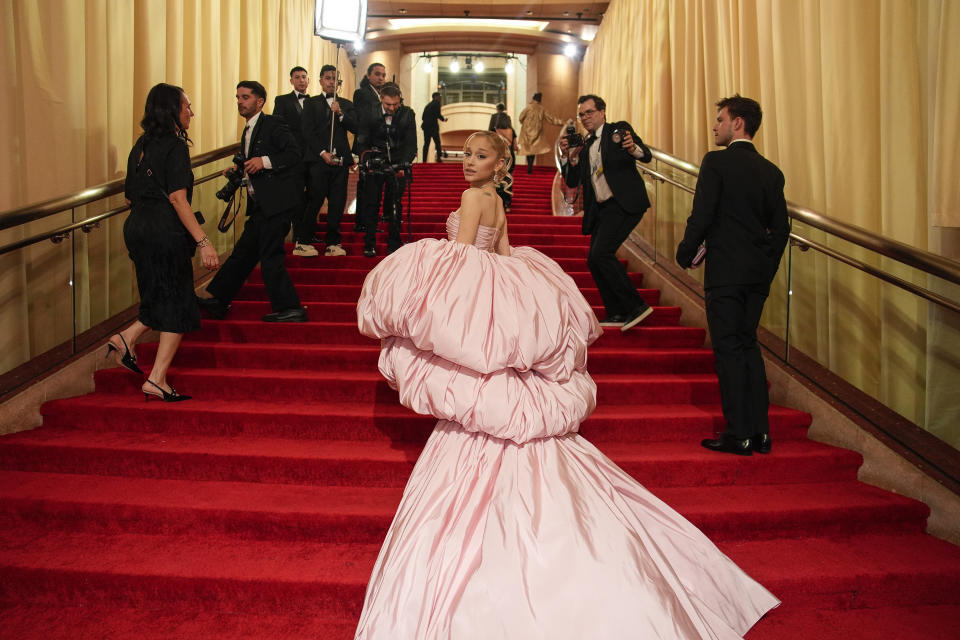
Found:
262,307 -> 308,323
621,304 -> 655,332
752,433 -> 771,454
701,434 -> 754,456
599,314 -> 627,326
363,248 -> 377,258
197,295 -> 229,320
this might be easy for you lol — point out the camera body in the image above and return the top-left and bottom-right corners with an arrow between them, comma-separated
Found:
610,128 -> 625,144
564,124 -> 585,149
215,153 -> 246,202
360,149 -> 411,177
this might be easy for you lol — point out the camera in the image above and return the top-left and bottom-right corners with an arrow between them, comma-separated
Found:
360,149 -> 411,177
215,153 -> 245,202
611,128 -> 625,144
564,124 -> 585,148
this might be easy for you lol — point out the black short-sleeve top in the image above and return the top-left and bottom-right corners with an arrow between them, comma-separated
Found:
125,134 -> 194,205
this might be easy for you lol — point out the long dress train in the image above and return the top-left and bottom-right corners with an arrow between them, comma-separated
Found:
354,211 -> 779,639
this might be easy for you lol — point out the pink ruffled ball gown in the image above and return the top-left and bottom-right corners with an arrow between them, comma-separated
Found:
354,211 -> 779,639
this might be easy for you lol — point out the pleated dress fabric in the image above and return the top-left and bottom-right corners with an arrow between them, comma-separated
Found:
353,211 -> 779,639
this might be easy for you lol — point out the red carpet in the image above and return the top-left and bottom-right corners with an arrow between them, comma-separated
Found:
1,163 -> 958,638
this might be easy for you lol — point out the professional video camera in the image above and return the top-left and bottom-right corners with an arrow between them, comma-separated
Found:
564,123 -> 585,149
359,149 -> 411,177
215,153 -> 246,202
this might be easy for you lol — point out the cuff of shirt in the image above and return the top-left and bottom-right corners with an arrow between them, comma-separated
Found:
629,144 -> 645,159
262,156 -> 273,170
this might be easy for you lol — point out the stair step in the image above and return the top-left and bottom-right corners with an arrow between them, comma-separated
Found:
0,471 -> 928,543
0,428 -> 860,488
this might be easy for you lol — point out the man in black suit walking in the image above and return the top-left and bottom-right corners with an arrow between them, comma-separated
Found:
560,94 -> 655,332
273,66 -> 313,254
299,64 -> 357,257
198,81 -> 306,323
676,95 -> 789,456
356,82 -> 417,257
420,92 -> 447,162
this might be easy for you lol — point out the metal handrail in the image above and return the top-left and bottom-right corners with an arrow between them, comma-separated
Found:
645,146 -> 960,287
0,143 -> 237,232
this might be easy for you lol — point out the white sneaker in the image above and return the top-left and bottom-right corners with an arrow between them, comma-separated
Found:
293,243 -> 319,257
324,244 -> 347,256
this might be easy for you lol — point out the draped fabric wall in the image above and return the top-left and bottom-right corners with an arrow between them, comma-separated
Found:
579,0 -> 960,445
0,0 -> 354,376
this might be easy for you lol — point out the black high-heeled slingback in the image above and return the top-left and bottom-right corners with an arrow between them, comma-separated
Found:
142,379 -> 191,403
106,334 -> 143,375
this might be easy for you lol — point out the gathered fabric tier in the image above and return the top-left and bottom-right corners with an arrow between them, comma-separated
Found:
353,211 -> 779,639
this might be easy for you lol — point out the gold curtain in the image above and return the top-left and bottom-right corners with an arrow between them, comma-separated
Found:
0,0 -> 355,376
580,0 -> 960,446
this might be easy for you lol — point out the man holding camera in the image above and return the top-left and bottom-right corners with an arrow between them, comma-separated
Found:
352,63 -> 388,233
356,82 -> 417,257
299,64 -> 357,257
198,81 -> 306,323
560,94 -> 654,332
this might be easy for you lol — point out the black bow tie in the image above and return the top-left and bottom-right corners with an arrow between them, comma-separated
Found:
325,93 -> 335,99
586,133 -> 597,144
297,93 -> 307,99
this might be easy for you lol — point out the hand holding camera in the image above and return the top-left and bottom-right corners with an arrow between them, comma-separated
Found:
612,127 -> 635,153
216,153 -> 246,202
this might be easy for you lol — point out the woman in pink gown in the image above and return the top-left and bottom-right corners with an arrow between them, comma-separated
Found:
355,131 -> 779,639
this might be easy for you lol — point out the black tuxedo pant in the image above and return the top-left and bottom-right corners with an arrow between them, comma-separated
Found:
206,198 -> 301,312
360,173 -> 405,253
299,162 -> 349,247
705,283 -> 770,439
422,128 -> 442,162
588,198 -> 648,318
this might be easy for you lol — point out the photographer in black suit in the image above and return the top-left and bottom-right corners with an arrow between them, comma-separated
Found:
274,66 -> 312,253
420,92 -> 447,163
352,63 -> 387,233
198,81 -> 306,323
561,94 -> 654,332
356,82 -> 417,257
677,95 -> 789,456
299,64 -> 357,257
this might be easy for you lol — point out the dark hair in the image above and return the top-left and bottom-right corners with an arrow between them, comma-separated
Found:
319,64 -> 337,76
380,82 -> 401,98
432,92 -> 442,99
532,92 -> 542,102
366,62 -> 385,76
140,83 -> 189,142
237,80 -> 267,101
289,66 -> 307,76
496,103 -> 505,111
716,94 -> 762,137
577,94 -> 606,111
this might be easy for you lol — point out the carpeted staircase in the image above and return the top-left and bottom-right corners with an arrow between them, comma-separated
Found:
1,163 -> 958,639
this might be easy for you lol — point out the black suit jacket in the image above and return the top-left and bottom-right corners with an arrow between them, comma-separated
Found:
563,121 -> 652,235
301,95 -> 357,167
421,100 -> 446,132
676,141 -> 789,289
357,106 -> 418,165
273,91 -> 306,146
488,112 -> 512,131
352,84 -> 382,154
244,113 -> 303,216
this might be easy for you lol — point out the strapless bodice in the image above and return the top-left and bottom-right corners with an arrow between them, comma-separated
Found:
446,210 -> 502,252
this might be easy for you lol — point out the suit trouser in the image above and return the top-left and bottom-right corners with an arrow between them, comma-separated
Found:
705,283 -> 770,439
299,162 -> 349,247
422,129 -> 442,162
288,166 -> 312,243
588,198 -> 647,317
361,173 -> 405,253
206,198 -> 301,311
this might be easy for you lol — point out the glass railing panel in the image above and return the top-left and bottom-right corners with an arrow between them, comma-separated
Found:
787,219 -> 960,447
0,210 -> 77,378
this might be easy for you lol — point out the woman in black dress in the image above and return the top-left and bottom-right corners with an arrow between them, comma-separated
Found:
105,83 -> 219,402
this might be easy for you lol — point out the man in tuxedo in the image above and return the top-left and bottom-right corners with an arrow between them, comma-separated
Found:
273,66 -> 313,254
676,94 -> 789,456
356,82 -> 417,257
560,94 -> 654,332
352,62 -> 387,233
198,81 -> 306,323
420,92 -> 447,163
299,64 -> 357,257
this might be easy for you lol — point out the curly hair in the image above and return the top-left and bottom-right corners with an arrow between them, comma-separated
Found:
464,130 -> 514,192
140,83 -> 189,142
